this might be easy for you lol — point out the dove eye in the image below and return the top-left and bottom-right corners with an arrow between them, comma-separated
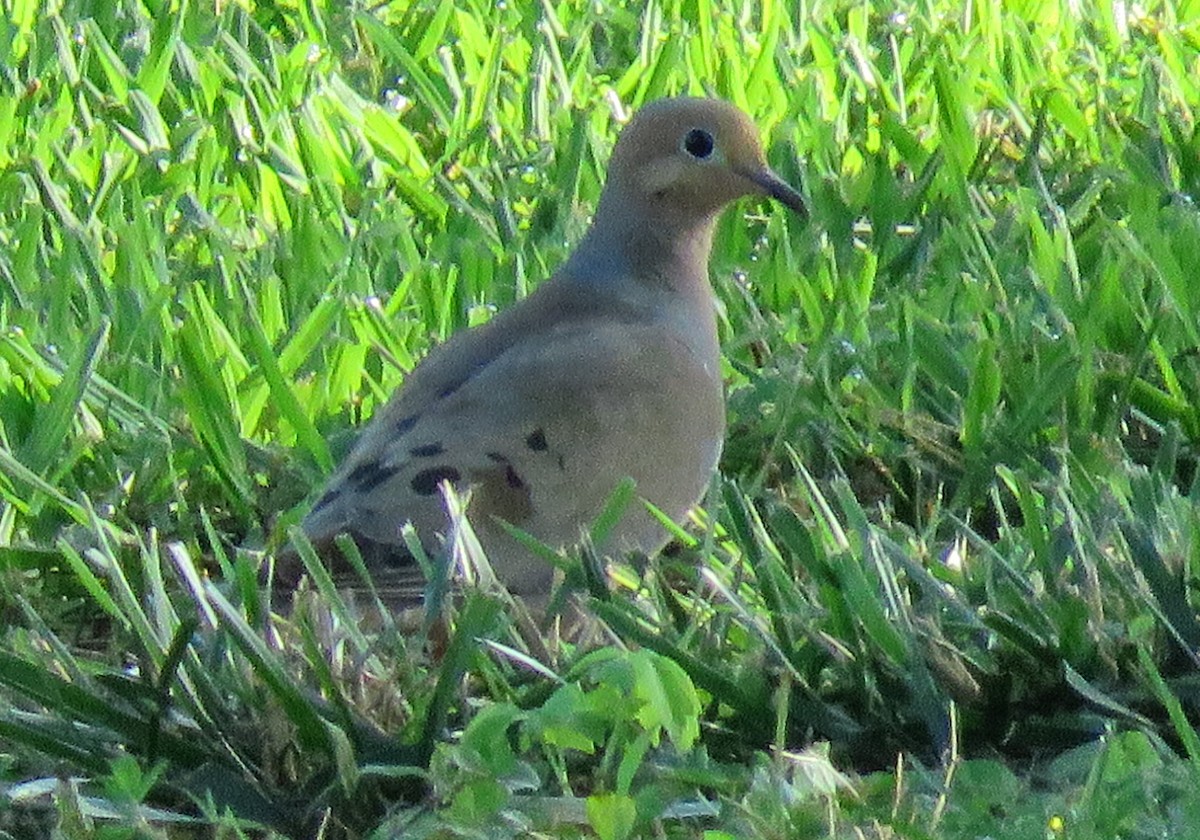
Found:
682,128 -> 715,159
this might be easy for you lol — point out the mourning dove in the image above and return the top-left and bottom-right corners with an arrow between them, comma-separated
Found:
279,97 -> 806,608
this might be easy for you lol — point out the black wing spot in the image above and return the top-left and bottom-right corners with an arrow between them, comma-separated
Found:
557,454 -> 566,471
348,462 -> 400,492
526,428 -> 548,451
505,464 -> 526,489
395,414 -> 419,435
409,442 -> 445,457
487,451 -> 508,463
311,489 -> 340,513
410,465 -> 462,496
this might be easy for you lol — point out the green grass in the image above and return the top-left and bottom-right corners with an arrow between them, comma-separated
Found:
2,0 -> 1199,837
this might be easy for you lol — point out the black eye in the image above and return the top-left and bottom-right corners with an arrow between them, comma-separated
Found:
682,128 -> 715,159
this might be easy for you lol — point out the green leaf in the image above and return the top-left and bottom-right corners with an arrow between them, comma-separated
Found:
629,651 -> 700,752
586,792 -> 637,840
19,318 -> 108,477
961,337 -> 1001,453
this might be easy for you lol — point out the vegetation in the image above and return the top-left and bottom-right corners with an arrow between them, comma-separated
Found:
1,0 -> 1199,837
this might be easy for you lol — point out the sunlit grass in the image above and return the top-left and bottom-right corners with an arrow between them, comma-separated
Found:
1,0 -> 1199,837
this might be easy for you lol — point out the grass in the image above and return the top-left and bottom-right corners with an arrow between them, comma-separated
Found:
1,0 -> 1199,836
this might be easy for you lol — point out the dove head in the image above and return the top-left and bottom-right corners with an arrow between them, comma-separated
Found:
567,97 -> 806,290
600,97 -> 807,229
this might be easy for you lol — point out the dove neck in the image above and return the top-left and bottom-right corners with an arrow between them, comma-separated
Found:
567,195 -> 718,298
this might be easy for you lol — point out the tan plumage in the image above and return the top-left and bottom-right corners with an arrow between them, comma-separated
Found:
278,97 -> 806,608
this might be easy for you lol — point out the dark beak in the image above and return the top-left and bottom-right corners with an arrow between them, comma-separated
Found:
746,167 -> 808,221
